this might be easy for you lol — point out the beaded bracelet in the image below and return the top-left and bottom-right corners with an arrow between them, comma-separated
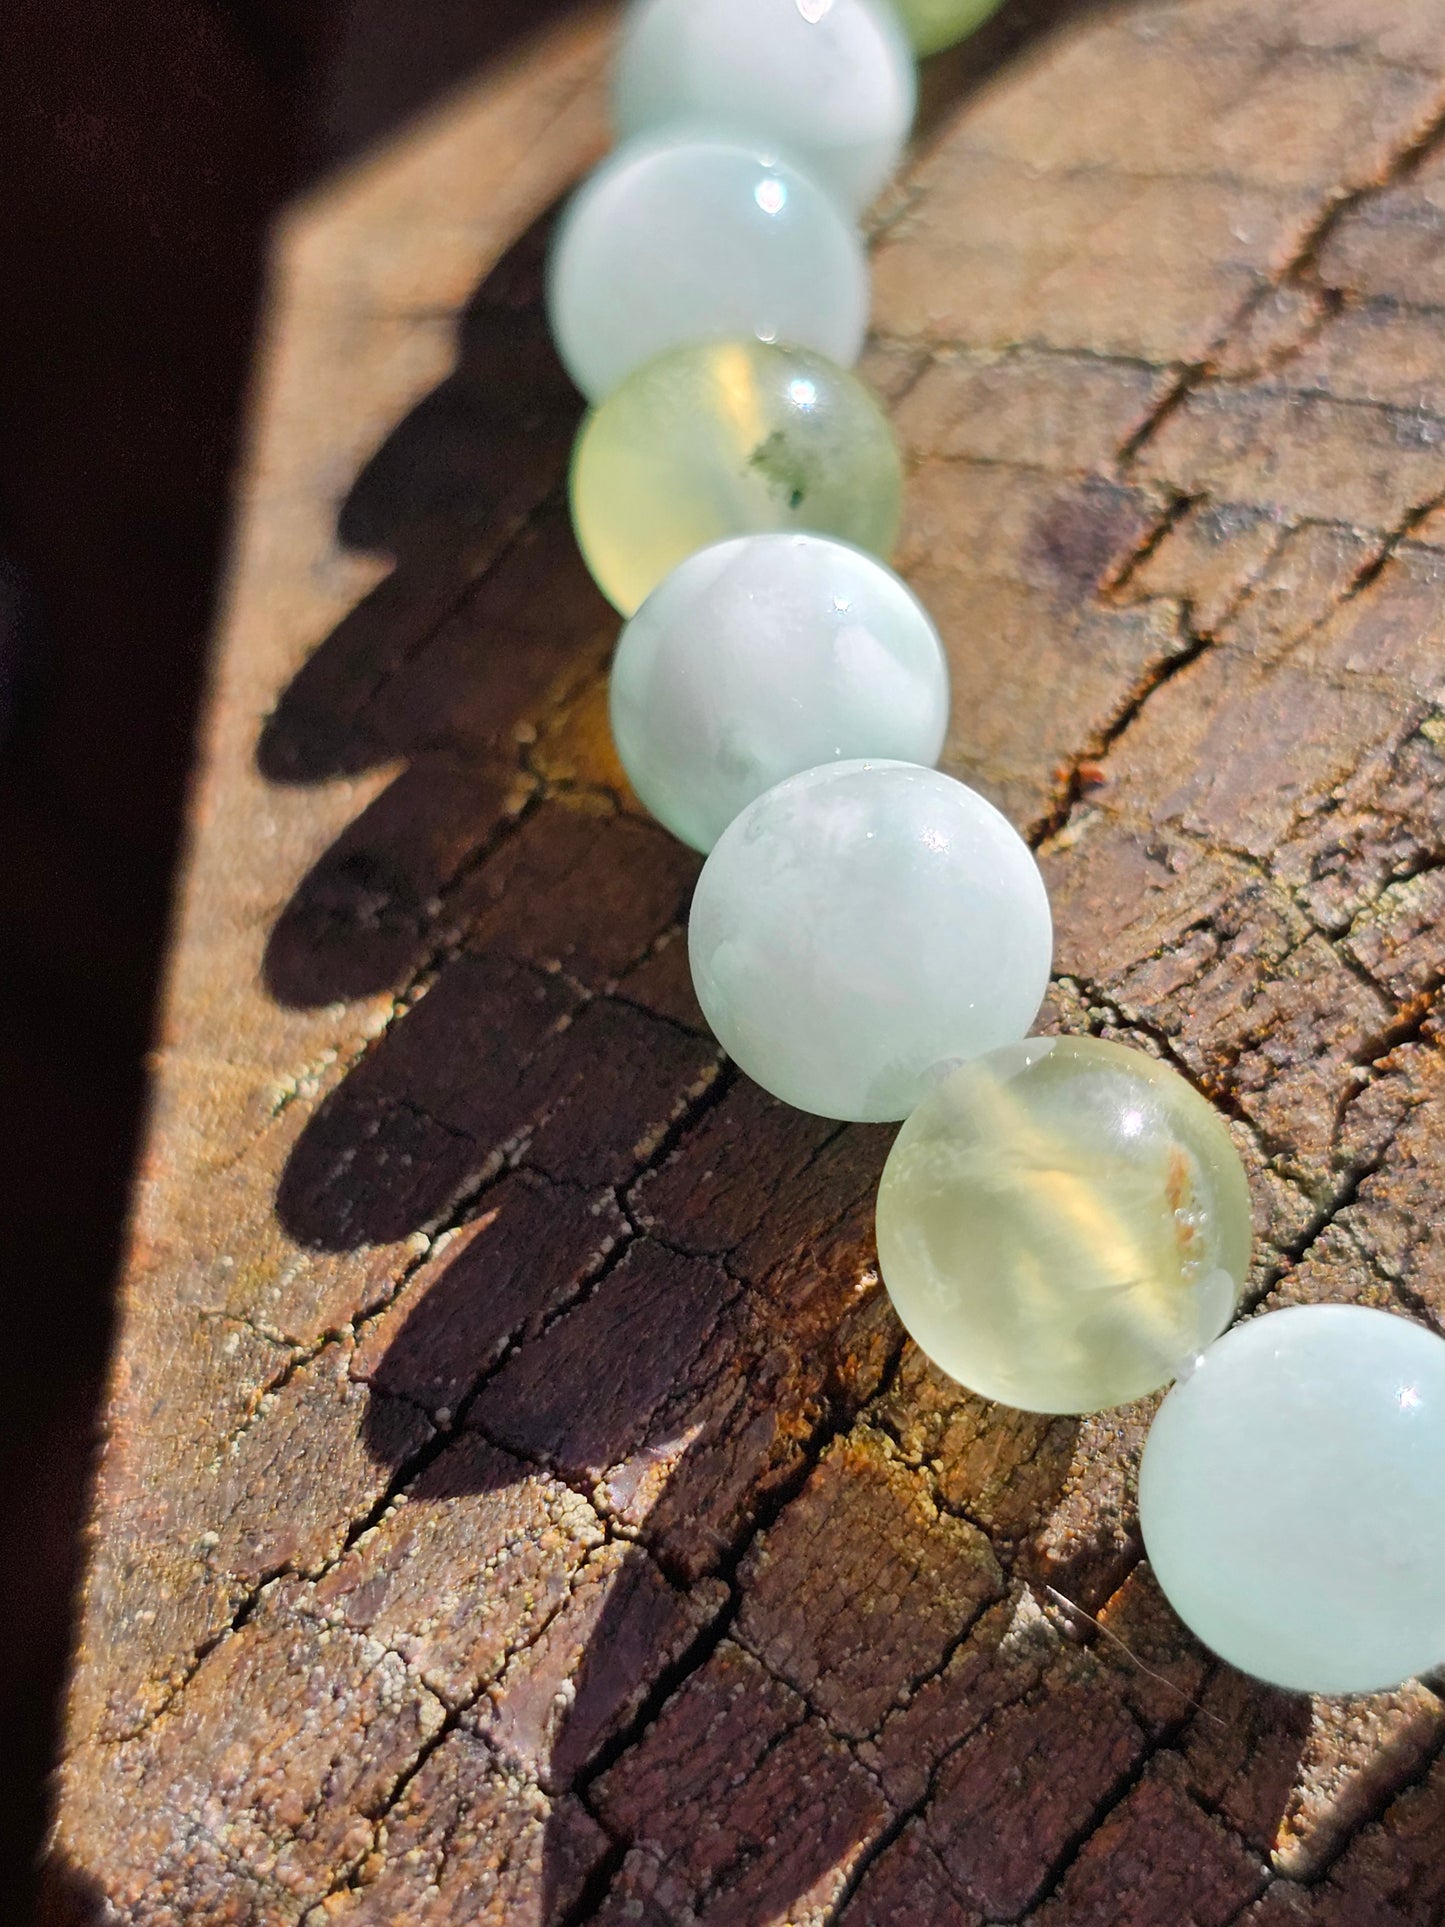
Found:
537,0 -> 1445,1698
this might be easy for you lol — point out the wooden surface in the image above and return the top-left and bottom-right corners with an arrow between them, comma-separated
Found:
44,1 -> 1445,1920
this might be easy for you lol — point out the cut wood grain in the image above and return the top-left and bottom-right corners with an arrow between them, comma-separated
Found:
42,1 -> 1445,1921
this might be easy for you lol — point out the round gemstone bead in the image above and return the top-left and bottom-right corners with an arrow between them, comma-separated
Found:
571,338 -> 903,616
547,136 -> 868,403
610,533 -> 949,852
1140,1304 -> 1445,1693
688,759 -> 1050,1121
613,0 -> 917,213
876,1037 -> 1251,1413
888,0 -> 1003,57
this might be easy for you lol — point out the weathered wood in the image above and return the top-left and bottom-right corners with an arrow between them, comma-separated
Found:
43,1 -> 1445,1921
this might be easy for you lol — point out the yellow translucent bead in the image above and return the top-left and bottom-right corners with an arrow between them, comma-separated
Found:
570,338 -> 903,616
889,0 -> 1002,58
876,1036 -> 1253,1414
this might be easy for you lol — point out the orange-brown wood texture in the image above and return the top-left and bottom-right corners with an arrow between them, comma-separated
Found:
42,2 -> 1445,1920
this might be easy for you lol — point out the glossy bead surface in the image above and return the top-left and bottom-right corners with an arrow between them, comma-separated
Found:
547,136 -> 868,402
610,534 -> 949,852
571,339 -> 903,616
1140,1304 -> 1445,1694
614,0 -> 917,212
876,1037 -> 1251,1414
688,760 -> 1050,1121
889,0 -> 1002,57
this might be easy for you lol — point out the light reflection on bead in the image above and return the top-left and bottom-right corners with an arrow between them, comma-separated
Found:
688,759 -> 1051,1121
1140,1304 -> 1445,1693
610,533 -> 949,852
571,338 -> 902,616
876,1036 -> 1251,1414
613,0 -> 917,212
547,136 -> 868,402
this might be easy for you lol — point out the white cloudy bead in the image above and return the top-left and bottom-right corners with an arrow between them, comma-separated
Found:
688,759 -> 1052,1121
547,136 -> 868,403
1140,1304 -> 1445,1694
613,0 -> 917,212
610,534 -> 949,852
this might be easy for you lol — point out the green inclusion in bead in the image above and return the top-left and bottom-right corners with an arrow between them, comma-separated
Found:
1140,1304 -> 1445,1694
570,338 -> 903,616
876,1035 -> 1251,1414
888,0 -> 1004,58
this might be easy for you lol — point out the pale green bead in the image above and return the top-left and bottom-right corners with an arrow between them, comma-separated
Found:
547,136 -> 868,403
688,760 -> 1051,1121
614,0 -> 917,212
876,1037 -> 1251,1414
571,339 -> 902,616
1140,1305 -> 1445,1693
888,0 -> 1002,58
610,533 -> 949,852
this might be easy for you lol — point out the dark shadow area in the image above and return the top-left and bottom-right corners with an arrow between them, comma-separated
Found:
306,0 -> 604,171
257,212 -> 623,1018
912,0 -> 1138,140
347,1159 -> 1095,1917
32,1855 -> 110,1927
0,5 -> 294,1916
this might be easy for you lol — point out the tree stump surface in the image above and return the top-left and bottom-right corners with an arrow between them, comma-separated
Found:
44,2 -> 1445,1921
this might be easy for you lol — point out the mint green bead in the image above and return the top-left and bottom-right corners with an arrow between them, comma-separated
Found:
614,0 -> 916,212
571,339 -> 903,616
888,0 -> 1003,58
610,534 -> 949,852
547,136 -> 868,403
876,1037 -> 1251,1414
1140,1305 -> 1445,1694
688,760 -> 1051,1121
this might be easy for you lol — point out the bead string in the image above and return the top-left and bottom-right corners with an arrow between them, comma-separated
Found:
528,0 -> 1445,1697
